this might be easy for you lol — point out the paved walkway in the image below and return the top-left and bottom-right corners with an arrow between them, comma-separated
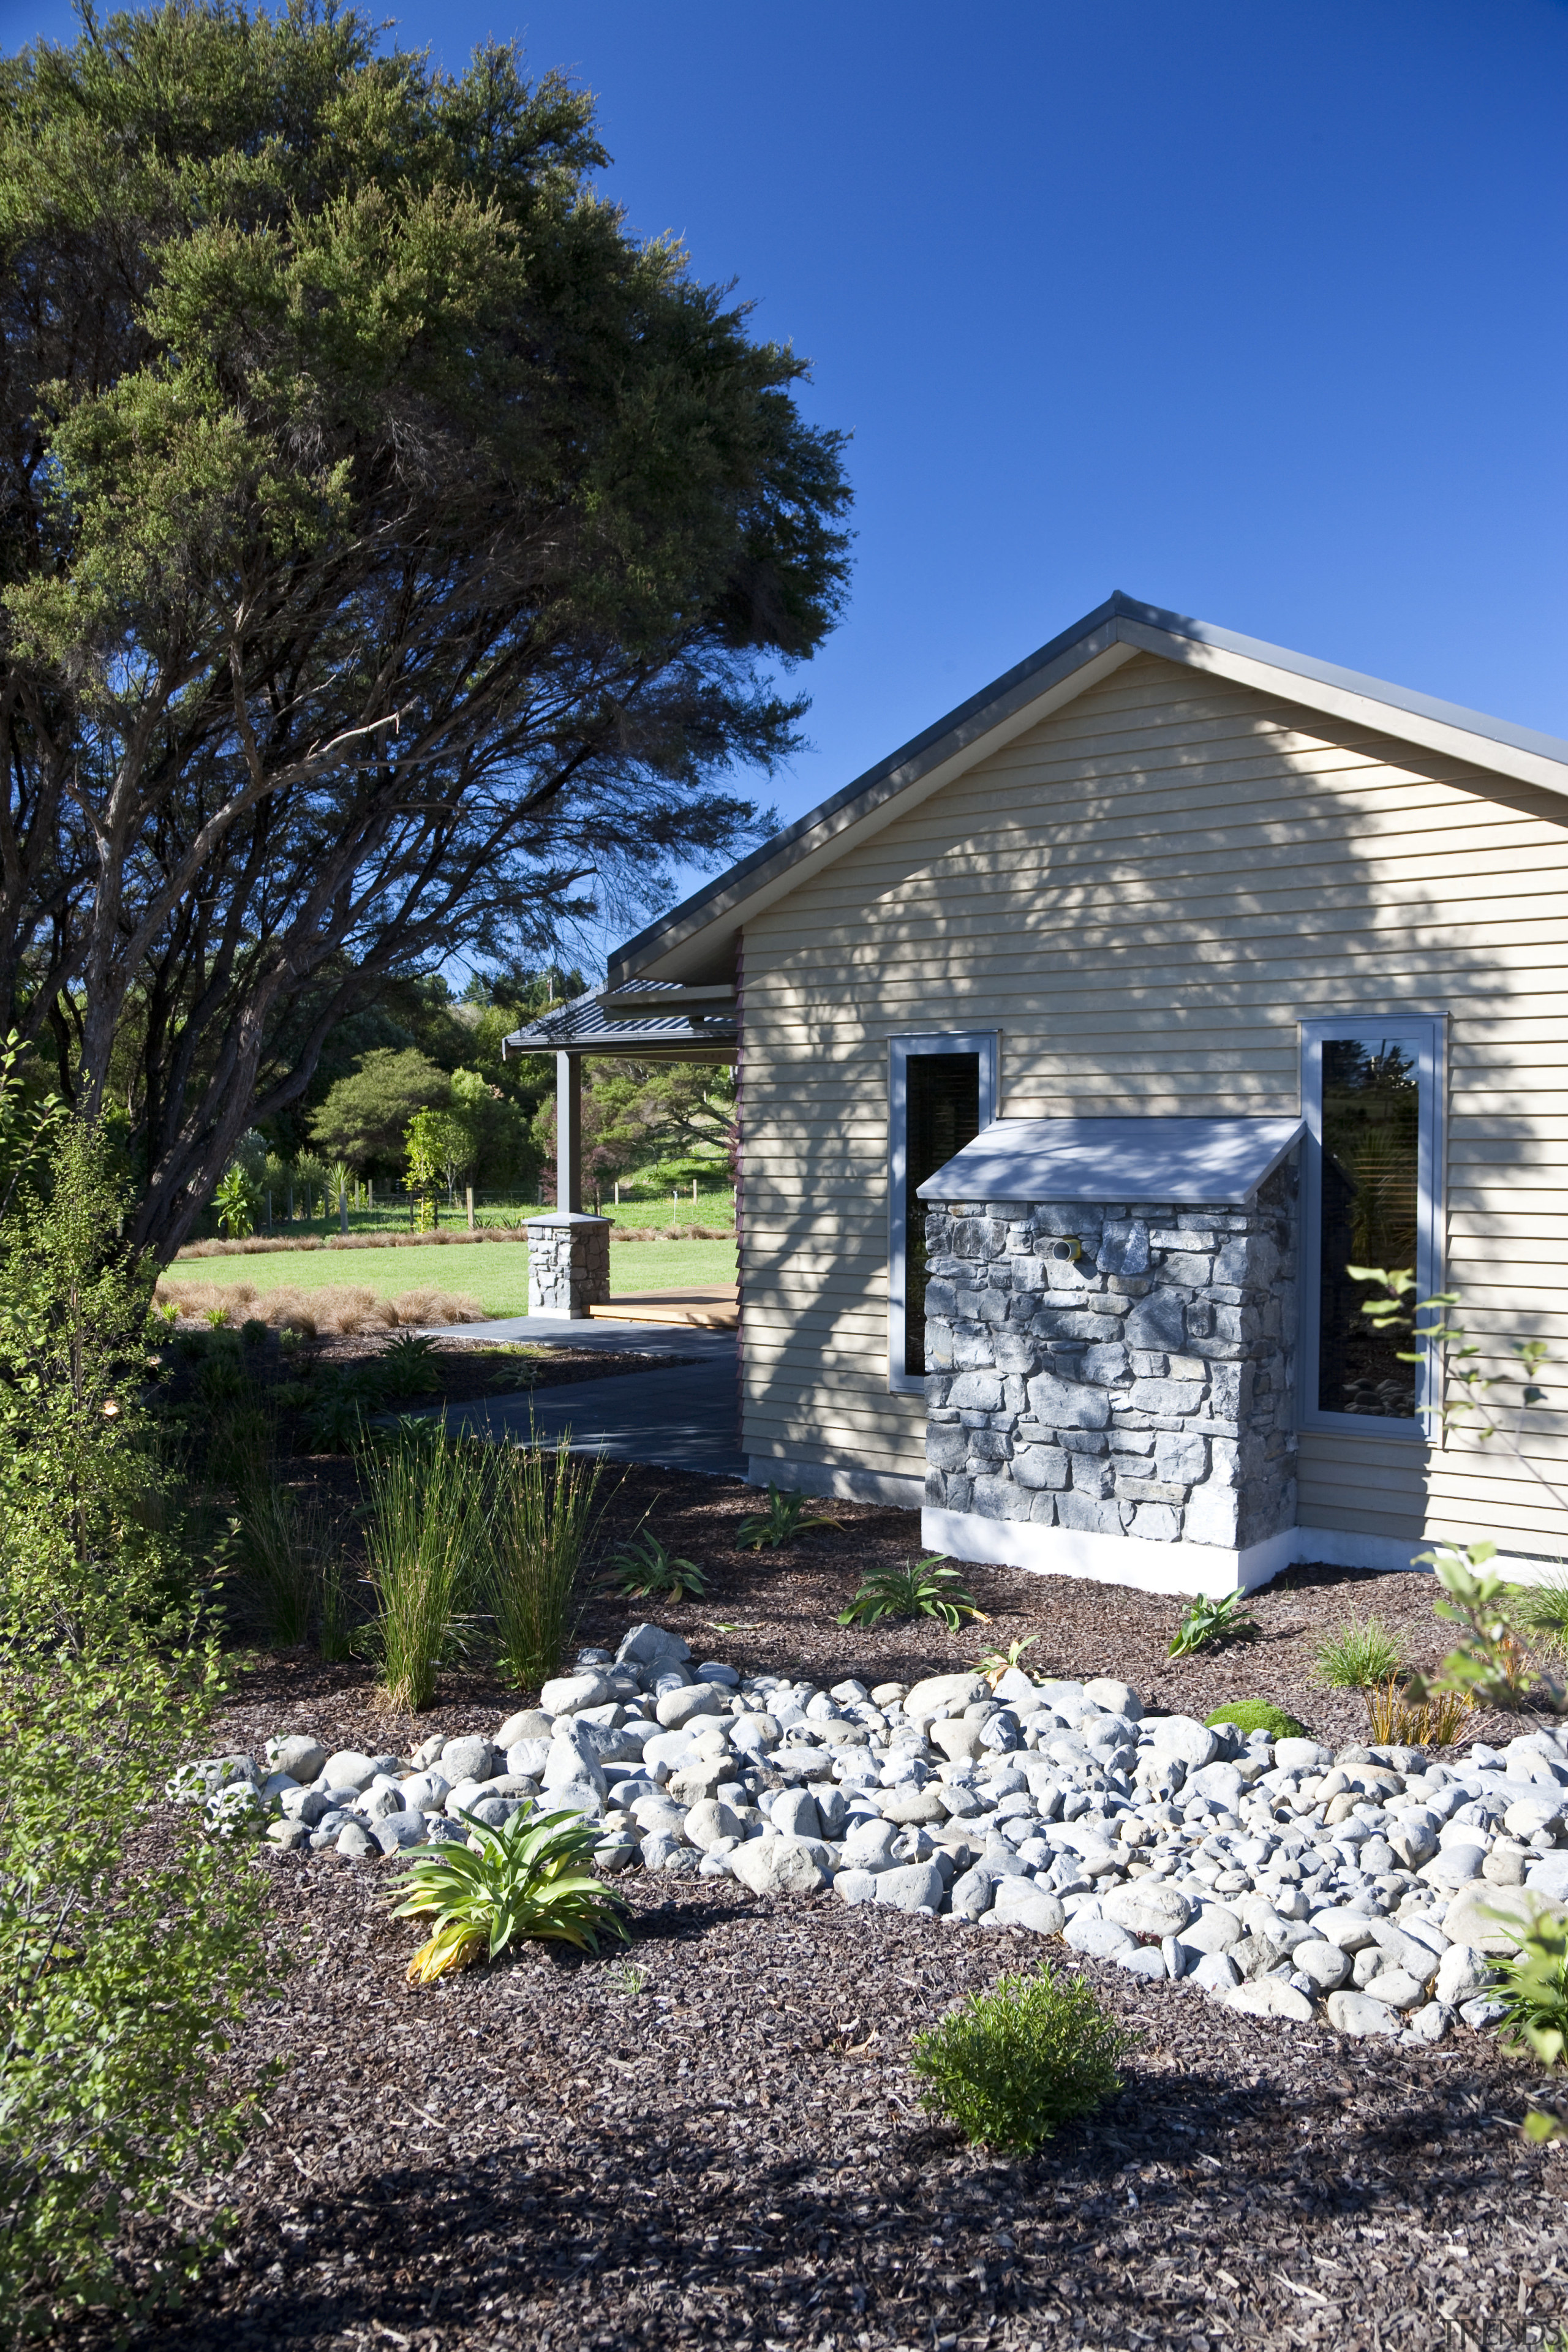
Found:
417,1314 -> 747,1480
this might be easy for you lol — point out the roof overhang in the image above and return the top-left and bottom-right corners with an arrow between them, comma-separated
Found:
916,1115 -> 1306,1206
606,590 -> 1568,988
504,982 -> 737,1061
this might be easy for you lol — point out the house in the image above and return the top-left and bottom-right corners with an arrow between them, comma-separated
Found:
510,592 -> 1568,1595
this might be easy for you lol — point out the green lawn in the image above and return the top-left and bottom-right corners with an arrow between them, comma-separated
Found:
159,1236 -> 736,1317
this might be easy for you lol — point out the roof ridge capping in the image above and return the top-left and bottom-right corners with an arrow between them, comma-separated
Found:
607,591 -> 1568,985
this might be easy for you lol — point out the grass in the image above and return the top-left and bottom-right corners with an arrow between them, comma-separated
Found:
1313,1613 -> 1402,1689
363,1424 -> 492,1710
1511,1578 -> 1568,1658
489,1434 -> 608,1689
159,1237 -> 736,1318
911,1962 -> 1129,2153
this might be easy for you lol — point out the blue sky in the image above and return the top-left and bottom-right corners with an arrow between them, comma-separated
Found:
8,0 -> 1568,955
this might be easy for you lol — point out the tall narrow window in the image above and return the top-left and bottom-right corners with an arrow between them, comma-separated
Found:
888,1032 -> 998,1393
1301,1017 -> 1442,1432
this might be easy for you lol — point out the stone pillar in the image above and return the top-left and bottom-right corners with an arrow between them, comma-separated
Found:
557,1051 -> 582,1213
525,1212 -> 612,1317
921,1167 -> 1297,1591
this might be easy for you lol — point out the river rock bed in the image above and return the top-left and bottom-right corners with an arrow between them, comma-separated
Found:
183,1622 -> 1568,2045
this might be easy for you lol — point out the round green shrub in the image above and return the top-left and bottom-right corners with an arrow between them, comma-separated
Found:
1204,1700 -> 1308,1740
910,1962 -> 1128,2153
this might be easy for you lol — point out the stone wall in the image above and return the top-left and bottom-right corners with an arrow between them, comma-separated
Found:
525,1213 -> 612,1317
922,1168 -> 1297,1553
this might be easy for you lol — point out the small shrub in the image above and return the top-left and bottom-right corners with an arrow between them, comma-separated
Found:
839,1556 -> 982,1630
1167,1589 -> 1258,1657
239,1316 -> 268,1349
1203,1701 -> 1306,1740
304,1372 -> 379,1453
203,1303 -> 231,1328
1314,1614 -> 1401,1689
911,1962 -> 1129,2153
391,1800 -> 628,1981
378,1331 -> 444,1398
736,1483 -> 840,1551
489,1434 -> 607,1688
608,1526 -> 705,1600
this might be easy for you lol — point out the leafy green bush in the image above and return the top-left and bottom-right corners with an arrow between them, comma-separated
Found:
736,1483 -> 840,1551
838,1555 -> 981,1630
1313,1613 -> 1401,1689
0,1058 -> 270,2335
1167,1589 -> 1258,1657
1491,1904 -> 1568,2065
489,1433 -> 606,1687
378,1331 -> 443,1398
911,1962 -> 1129,2153
391,1800 -> 628,1981
1203,1701 -> 1307,1740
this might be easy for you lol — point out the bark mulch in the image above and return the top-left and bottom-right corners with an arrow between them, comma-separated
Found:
105,1868 -> 1568,2352
312,1334 -> 692,1409
108,1468 -> 1568,2348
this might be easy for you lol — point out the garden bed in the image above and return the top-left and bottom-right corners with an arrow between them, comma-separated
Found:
94,1861 -> 1566,2350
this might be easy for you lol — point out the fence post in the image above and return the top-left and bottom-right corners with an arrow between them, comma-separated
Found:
339,1184 -> 348,1234
466,1185 -> 475,1230
266,1190 -> 273,1234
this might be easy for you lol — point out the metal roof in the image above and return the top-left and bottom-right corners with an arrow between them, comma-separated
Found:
915,1115 -> 1306,1205
504,984 -> 737,1059
605,590 -> 1568,987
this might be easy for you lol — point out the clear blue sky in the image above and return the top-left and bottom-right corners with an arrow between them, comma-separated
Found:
7,0 -> 1568,941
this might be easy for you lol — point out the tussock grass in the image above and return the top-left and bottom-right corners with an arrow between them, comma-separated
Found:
154,1278 -> 486,1335
490,1434 -> 608,1689
364,1426 -> 491,1711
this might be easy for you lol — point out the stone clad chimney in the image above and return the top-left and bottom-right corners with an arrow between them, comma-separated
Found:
920,1167 -> 1297,1592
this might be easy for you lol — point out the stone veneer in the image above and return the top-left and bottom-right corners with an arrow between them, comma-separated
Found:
525,1212 -> 612,1317
922,1168 -> 1297,1559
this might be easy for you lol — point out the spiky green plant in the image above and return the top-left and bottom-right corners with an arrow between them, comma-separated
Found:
608,1527 -> 705,1600
1167,1589 -> 1259,1658
974,1634 -> 1039,1686
736,1483 -> 840,1551
378,1332 -> 444,1398
1313,1613 -> 1401,1689
838,1555 -> 982,1630
391,1801 -> 628,1981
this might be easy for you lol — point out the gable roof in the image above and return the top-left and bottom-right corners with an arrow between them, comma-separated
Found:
606,590 -> 1568,987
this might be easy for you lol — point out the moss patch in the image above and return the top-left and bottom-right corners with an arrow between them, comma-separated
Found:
1203,1700 -> 1308,1741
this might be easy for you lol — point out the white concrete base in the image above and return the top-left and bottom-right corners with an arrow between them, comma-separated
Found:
922,1506 -> 1568,1594
749,1453 -> 924,1508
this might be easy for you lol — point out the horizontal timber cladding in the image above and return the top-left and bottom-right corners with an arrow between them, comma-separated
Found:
738,650 -> 1568,1556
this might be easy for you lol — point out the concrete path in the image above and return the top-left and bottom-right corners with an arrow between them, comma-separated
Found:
415,1314 -> 747,1481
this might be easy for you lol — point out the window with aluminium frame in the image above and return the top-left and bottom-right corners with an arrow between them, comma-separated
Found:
1299,1014 -> 1444,1436
887,1031 -> 999,1395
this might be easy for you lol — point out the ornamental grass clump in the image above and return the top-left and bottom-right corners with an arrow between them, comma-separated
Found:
1313,1613 -> 1402,1690
489,1431 -> 608,1688
910,1962 -> 1129,2154
392,1800 -> 629,1982
364,1423 -> 490,1709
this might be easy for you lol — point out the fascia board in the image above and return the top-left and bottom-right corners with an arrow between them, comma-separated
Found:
1115,616 -> 1568,800
612,634 -> 1137,983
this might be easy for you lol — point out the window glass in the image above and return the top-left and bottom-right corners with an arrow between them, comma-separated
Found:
904,1053 -> 980,1376
1317,1036 -> 1420,1418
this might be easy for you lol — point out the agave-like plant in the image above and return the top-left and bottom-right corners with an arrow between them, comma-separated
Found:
391,1800 -> 630,1983
736,1483 -> 841,1551
608,1526 -> 706,1600
1167,1588 -> 1259,1658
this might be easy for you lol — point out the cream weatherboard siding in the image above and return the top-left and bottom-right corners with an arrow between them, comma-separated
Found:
739,650 -> 1568,1558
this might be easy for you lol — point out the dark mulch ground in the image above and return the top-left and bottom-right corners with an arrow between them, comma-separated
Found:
102,1868 -> 1568,2352
108,1458 -> 1568,2347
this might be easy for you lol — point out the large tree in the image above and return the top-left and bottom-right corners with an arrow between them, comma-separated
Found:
0,1 -> 851,1255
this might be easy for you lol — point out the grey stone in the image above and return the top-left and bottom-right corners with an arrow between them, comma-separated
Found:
1024,1369 -> 1112,1429
832,1868 -> 881,1907
1191,1950 -> 1241,1995
1102,1882 -> 1194,1940
372,1813 -> 429,1854
684,1798 -> 744,1852
334,1822 -> 378,1860
1292,1939 -> 1352,1992
1224,1978 -> 1314,2024
615,1622 -> 692,1670
1065,1913 -> 1136,1961
873,1861 -> 948,1914
320,1749 -> 377,1794
948,1866 -> 996,1920
729,1837 -> 831,1897
539,1671 -> 612,1716
266,1817 -> 310,1850
496,1709 -> 554,1747
1146,1716 -> 1219,1770
987,1879 -> 1067,1936
1327,1990 -> 1403,2038
772,1789 -> 823,1841
1435,1943 -> 1491,2007
440,1735 -> 500,1784
266,1735 -> 328,1784
656,1684 -> 726,1730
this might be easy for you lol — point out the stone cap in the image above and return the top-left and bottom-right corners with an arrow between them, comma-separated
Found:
524,1212 -> 613,1226
916,1116 -> 1304,1206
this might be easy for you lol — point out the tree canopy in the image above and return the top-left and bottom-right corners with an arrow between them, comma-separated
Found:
0,1 -> 851,1255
